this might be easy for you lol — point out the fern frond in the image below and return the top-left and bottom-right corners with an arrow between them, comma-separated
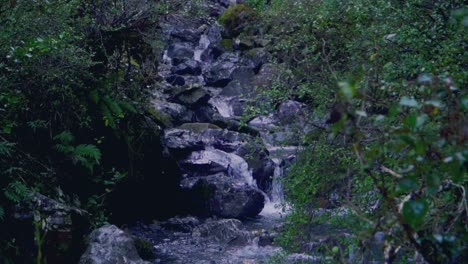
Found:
74,144 -> 101,163
0,206 -> 4,221
0,141 -> 15,157
4,181 -> 29,203
54,131 -> 75,144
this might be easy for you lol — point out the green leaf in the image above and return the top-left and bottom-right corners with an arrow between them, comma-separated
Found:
402,199 -> 429,229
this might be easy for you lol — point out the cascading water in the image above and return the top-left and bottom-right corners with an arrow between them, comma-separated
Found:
194,34 -> 210,62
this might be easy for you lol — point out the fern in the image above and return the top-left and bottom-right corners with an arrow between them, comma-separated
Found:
53,131 -> 75,145
0,205 -> 4,221
4,181 -> 29,203
0,141 -> 15,157
73,144 -> 101,164
54,131 -> 101,171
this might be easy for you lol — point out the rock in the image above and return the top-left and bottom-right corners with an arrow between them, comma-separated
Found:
203,53 -> 239,87
230,66 -> 255,85
170,29 -> 201,44
79,225 -> 150,264
180,150 -> 254,185
192,219 -> 251,245
277,100 -> 305,121
164,127 -> 274,191
162,216 -> 201,232
286,253 -> 321,264
205,24 -> 223,44
179,123 -> 222,133
175,87 -> 210,105
245,48 -> 270,73
208,96 -> 241,118
185,174 -> 265,218
220,80 -> 251,97
171,60 -> 202,75
151,100 -> 193,125
200,45 -> 224,62
167,42 -> 195,65
251,63 -> 280,88
166,75 -> 186,86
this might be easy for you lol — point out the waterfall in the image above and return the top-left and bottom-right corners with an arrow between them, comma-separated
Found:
194,34 -> 210,62
270,158 -> 284,203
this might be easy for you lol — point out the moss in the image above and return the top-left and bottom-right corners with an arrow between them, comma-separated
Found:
218,4 -> 256,36
147,107 -> 172,128
179,123 -> 221,133
133,237 -> 155,260
220,38 -> 234,50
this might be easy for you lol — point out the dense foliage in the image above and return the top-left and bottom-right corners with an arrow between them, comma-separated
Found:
0,0 -> 173,261
245,0 -> 467,262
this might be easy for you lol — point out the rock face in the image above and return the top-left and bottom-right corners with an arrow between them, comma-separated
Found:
151,0 -> 313,220
79,225 -> 149,264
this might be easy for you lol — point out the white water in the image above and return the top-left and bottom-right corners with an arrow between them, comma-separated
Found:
194,34 -> 210,62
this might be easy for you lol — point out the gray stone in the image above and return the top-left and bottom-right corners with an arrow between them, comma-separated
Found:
152,99 -> 193,125
167,42 -> 195,65
192,219 -> 251,245
185,174 -> 265,218
79,225 -> 150,264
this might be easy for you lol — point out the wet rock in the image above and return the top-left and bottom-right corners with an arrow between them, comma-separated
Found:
175,87 -> 211,105
180,150 -> 253,185
185,174 -> 265,218
79,225 -> 150,264
162,216 -> 201,233
208,96 -> 244,118
166,75 -> 186,86
203,53 -> 239,87
167,42 -> 195,65
152,100 -> 193,125
192,219 -> 251,245
171,60 -> 202,75
170,28 -> 201,44
200,45 -> 224,62
164,127 -> 274,191
286,253 -> 321,264
205,24 -> 223,44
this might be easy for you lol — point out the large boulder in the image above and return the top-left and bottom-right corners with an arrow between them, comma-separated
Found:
183,174 -> 265,218
180,149 -> 254,185
79,225 -> 150,264
203,53 -> 239,87
192,218 -> 251,245
151,100 -> 193,125
164,127 -> 274,191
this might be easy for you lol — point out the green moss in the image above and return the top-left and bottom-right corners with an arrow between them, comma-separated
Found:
147,107 -> 172,128
133,237 -> 155,260
220,38 -> 234,50
218,4 -> 256,36
179,123 -> 221,133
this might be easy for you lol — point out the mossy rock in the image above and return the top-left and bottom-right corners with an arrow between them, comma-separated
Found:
221,38 -> 234,50
218,4 -> 256,36
133,237 -> 155,260
179,123 -> 221,133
